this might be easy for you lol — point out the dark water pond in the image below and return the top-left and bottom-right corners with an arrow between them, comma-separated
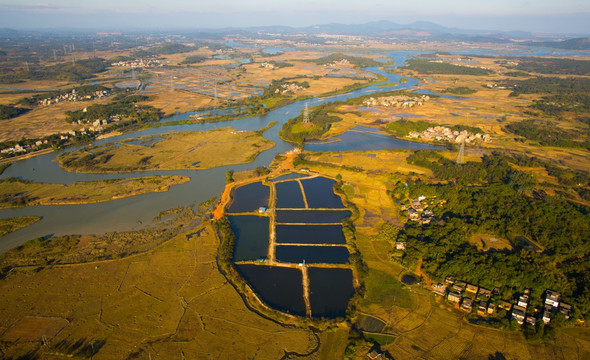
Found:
308,268 -> 354,318
236,264 -> 306,316
228,215 -> 269,261
275,245 -> 349,264
276,210 -> 351,224
304,129 -> 443,152
401,274 -> 420,285
227,182 -> 270,213
275,181 -> 305,208
275,225 -> 346,244
300,177 -> 345,209
271,173 -> 310,182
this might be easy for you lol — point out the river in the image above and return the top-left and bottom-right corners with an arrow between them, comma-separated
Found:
0,52 -> 438,253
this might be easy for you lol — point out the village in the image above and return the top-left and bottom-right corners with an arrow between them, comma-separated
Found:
408,125 -> 491,143
430,278 -> 573,328
399,194 -> 440,226
362,94 -> 430,108
38,88 -> 110,106
110,58 -> 162,68
274,82 -> 308,95
396,193 -> 575,329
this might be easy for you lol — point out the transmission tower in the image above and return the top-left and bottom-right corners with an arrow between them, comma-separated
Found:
303,102 -> 310,124
456,138 -> 465,164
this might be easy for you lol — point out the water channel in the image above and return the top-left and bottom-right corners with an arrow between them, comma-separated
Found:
0,51 -> 441,253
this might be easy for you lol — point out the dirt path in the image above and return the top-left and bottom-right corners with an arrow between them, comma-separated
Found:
415,258 -> 433,288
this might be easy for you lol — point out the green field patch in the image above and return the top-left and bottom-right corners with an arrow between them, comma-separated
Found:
364,332 -> 396,346
360,268 -> 413,309
357,314 -> 387,333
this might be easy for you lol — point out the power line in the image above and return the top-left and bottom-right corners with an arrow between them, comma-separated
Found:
303,102 -> 310,124
456,138 -> 465,164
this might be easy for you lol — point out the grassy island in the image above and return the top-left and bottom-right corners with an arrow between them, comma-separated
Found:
58,127 -> 275,172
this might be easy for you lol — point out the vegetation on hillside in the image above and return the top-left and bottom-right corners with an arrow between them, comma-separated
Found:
180,55 -> 209,65
504,119 -> 589,149
504,57 -> 590,75
65,94 -> 162,123
279,103 -> 344,145
402,59 -> 493,75
0,58 -> 108,83
311,53 -> 381,68
441,86 -> 477,95
0,104 -> 29,120
390,151 -> 590,318
501,77 -> 590,96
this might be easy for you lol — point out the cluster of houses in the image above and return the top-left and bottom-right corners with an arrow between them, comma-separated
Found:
400,195 -> 439,225
324,59 -> 352,67
39,89 -> 110,106
75,114 -> 122,132
0,130 -> 91,157
408,126 -> 491,144
428,59 -> 491,71
274,83 -> 306,95
362,94 -> 430,108
110,58 -> 162,68
260,62 -> 276,69
431,277 -> 573,327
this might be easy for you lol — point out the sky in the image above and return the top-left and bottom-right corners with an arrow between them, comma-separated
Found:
0,0 -> 589,34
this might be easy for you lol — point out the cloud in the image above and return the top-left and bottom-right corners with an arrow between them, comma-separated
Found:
0,2 -> 79,13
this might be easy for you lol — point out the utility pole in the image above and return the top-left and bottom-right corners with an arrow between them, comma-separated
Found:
456,138 -> 465,164
303,102 -> 310,124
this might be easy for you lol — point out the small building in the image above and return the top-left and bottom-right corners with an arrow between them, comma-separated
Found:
466,284 -> 479,295
367,350 -> 383,360
452,281 -> 466,293
559,303 -> 572,319
478,288 -> 492,298
518,295 -> 529,309
487,303 -> 496,315
543,310 -> 552,324
512,305 -> 526,325
258,207 -> 267,213
477,301 -> 488,316
545,290 -> 561,309
499,301 -> 512,311
448,292 -> 462,303
445,276 -> 456,284
432,283 -> 448,297
395,242 -> 406,250
526,317 -> 537,326
461,298 -> 474,312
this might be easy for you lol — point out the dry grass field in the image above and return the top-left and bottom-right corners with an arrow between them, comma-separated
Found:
0,223 -> 320,359
0,175 -> 189,208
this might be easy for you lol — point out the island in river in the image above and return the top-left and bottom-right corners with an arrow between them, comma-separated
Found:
57,127 -> 275,173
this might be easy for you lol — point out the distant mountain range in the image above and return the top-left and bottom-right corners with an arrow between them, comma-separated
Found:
245,20 -> 590,49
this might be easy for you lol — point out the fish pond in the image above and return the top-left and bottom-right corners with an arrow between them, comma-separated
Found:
227,175 -> 356,318
308,268 -> 355,318
275,225 -> 346,244
227,182 -> 270,213
228,215 -> 269,261
275,245 -> 350,264
276,210 -> 351,224
236,264 -> 306,316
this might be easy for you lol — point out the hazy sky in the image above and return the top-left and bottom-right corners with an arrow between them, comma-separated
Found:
0,0 -> 589,34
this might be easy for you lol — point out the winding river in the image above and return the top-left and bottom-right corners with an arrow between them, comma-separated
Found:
0,52 -> 438,253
